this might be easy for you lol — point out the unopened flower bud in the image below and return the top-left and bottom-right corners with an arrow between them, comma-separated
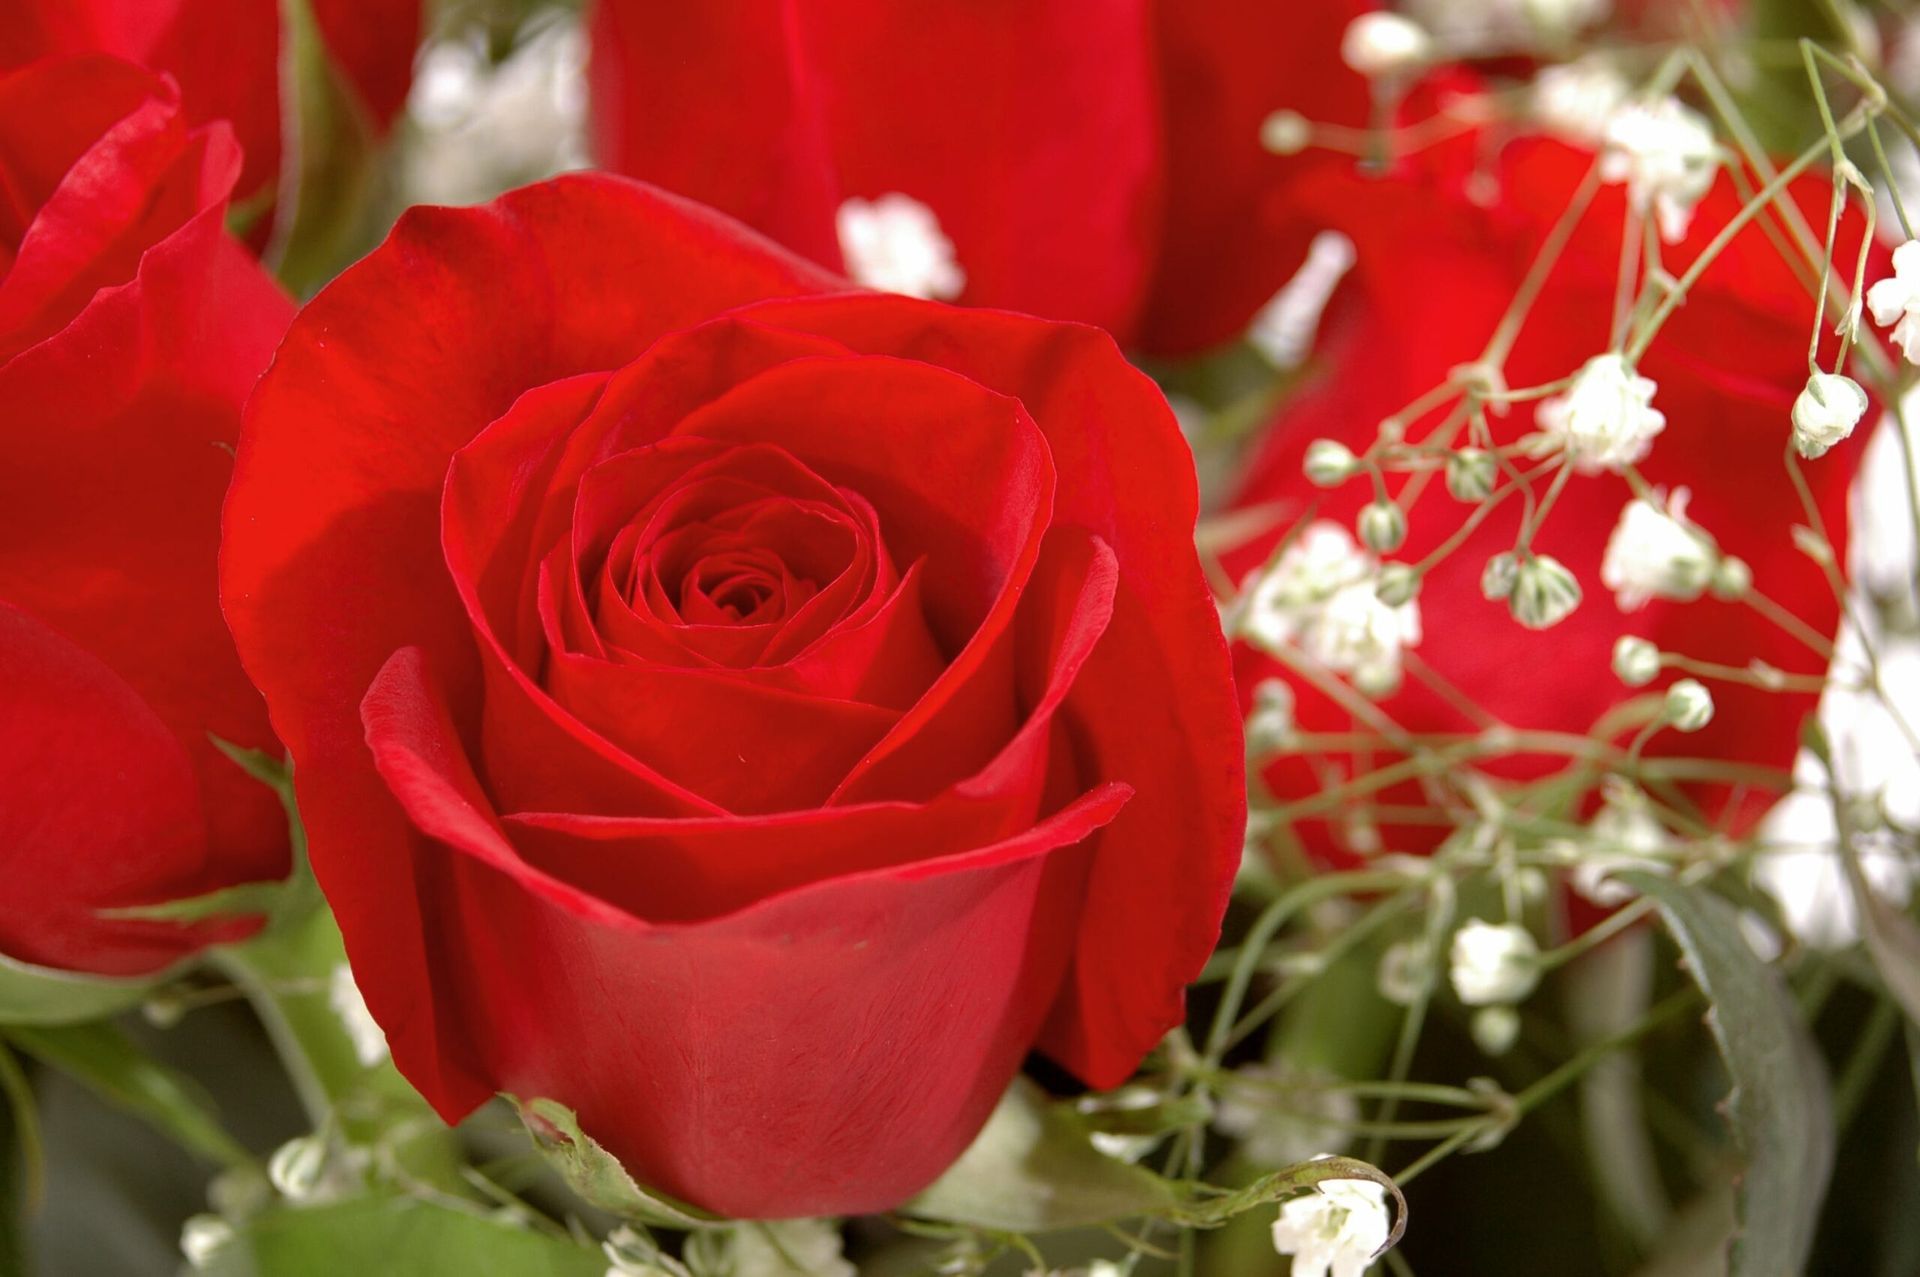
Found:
268,1134 -> 328,1202
1480,552 -> 1519,600
1260,109 -> 1312,156
1375,563 -> 1421,607
1304,439 -> 1359,487
1377,939 -> 1434,1006
1791,373 -> 1867,459
181,1216 -> 234,1270
1446,448 -> 1497,501
1471,1005 -> 1522,1056
1509,554 -> 1581,630
1341,12 -> 1431,78
1709,554 -> 1751,601
1450,920 -> 1541,1005
1358,500 -> 1406,553
1663,678 -> 1714,732
1612,635 -> 1660,687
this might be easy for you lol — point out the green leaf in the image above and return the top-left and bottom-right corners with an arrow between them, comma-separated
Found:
0,949 -> 170,1026
6,1022 -> 252,1170
214,907 -> 430,1143
197,1195 -> 605,1276
1624,874 -> 1833,1277
267,0 -> 385,297
97,880 -> 292,925
904,1077 -> 1179,1231
509,1095 -> 725,1230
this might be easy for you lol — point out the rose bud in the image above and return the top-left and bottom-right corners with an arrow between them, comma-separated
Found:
0,56 -> 294,976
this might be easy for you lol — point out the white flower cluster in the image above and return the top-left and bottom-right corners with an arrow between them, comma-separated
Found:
1600,98 -> 1719,242
1270,1177 -> 1393,1277
1600,490 -> 1715,611
1536,353 -> 1665,473
836,194 -> 966,300
1242,522 -> 1422,696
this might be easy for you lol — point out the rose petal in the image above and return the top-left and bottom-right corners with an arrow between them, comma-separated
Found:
362,643 -> 1127,1217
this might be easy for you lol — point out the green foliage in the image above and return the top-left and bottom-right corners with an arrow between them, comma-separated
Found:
194,1195 -> 605,1276
1627,874 -> 1834,1277
508,1096 -> 726,1231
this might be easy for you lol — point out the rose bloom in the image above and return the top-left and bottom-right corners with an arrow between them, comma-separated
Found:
222,175 -> 1243,1216
584,0 -> 1374,353
0,56 -> 293,975
1225,135 -> 1871,876
1,0 -> 419,210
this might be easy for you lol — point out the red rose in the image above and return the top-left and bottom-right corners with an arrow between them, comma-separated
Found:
1226,137 -> 1868,871
222,174 -> 1243,1216
584,0 -> 1372,353
0,56 -> 294,976
1,0 -> 419,208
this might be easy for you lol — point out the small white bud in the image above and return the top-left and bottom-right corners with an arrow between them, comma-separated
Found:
1663,678 -> 1714,732
1601,493 -> 1715,611
1375,563 -> 1421,607
1378,939 -> 1434,1006
1709,554 -> 1751,601
1246,678 -> 1296,755
1471,1005 -> 1522,1056
268,1134 -> 329,1202
1304,439 -> 1360,487
1357,500 -> 1407,554
181,1216 -> 234,1270
1340,12 -> 1432,78
1509,554 -> 1582,630
1611,635 -> 1661,686
1449,920 -> 1542,1005
1791,373 -> 1868,459
1536,353 -> 1666,473
1261,109 -> 1313,155
1446,448 -> 1497,501
1480,552 -> 1519,601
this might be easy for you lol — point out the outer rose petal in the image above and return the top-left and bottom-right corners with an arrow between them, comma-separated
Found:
1,203 -> 292,902
361,645 -> 1130,1217
0,54 -> 292,974
1,0 -> 419,201
724,295 -> 1246,1085
223,175 -> 842,1112
1138,0 -> 1372,353
587,0 -> 1163,339
0,604 -> 251,975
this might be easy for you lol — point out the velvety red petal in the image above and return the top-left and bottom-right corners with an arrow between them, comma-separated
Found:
362,643 -> 1125,1218
1137,0 -> 1372,354
1,196 -> 291,888
732,296 -> 1246,1084
0,2 -> 284,202
0,603 -> 255,975
0,57 -> 242,361
587,0 -> 1163,338
225,179 -> 841,1075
